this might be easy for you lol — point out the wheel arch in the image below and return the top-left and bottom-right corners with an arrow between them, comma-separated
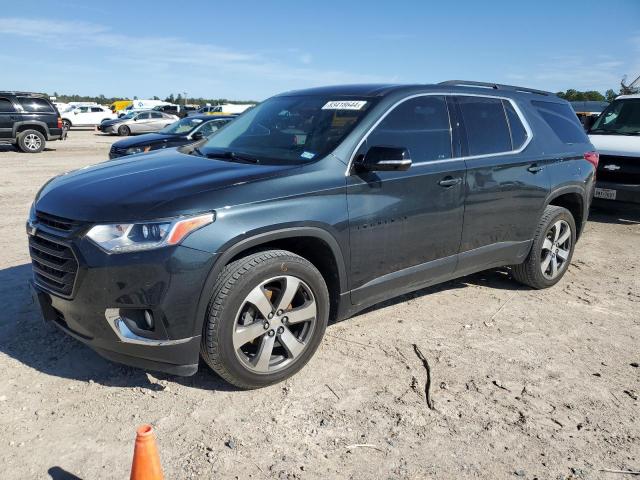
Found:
14,121 -> 49,138
193,227 -> 348,336
544,186 -> 587,238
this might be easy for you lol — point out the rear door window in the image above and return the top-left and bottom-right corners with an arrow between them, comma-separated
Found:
0,98 -> 15,112
17,97 -> 54,113
90,107 -> 103,112
457,96 -> 512,155
532,100 -> 588,144
366,95 -> 452,163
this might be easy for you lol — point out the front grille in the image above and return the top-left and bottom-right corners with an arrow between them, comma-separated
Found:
35,211 -> 80,232
29,232 -> 78,297
597,154 -> 640,185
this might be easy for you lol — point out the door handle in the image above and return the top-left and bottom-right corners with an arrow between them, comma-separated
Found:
438,177 -> 462,187
527,164 -> 544,173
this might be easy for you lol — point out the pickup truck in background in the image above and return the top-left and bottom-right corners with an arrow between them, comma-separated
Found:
587,94 -> 640,204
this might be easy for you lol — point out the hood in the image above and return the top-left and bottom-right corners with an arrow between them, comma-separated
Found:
35,149 -> 300,222
112,132 -> 182,149
588,134 -> 640,157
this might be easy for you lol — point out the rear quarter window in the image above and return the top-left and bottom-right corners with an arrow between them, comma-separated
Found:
532,100 -> 588,144
17,97 -> 54,113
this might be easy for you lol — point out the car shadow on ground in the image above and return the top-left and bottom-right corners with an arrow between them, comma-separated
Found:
0,262 -> 527,393
589,202 -> 640,225
1,204 -> 627,391
0,263 -> 238,392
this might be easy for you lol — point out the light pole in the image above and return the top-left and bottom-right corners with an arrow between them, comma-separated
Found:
183,91 -> 188,106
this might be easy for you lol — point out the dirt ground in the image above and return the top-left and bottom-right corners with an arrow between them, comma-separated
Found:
0,130 -> 638,480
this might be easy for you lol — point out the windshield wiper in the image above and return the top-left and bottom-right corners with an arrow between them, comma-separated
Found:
204,150 -> 260,164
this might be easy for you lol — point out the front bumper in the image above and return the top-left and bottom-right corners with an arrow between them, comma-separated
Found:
595,180 -> 640,204
29,228 -> 216,376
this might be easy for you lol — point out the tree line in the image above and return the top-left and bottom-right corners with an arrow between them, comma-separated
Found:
556,88 -> 619,102
48,87 -> 625,106
49,92 -> 256,106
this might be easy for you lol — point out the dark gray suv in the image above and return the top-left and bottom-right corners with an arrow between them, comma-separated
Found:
28,81 -> 597,388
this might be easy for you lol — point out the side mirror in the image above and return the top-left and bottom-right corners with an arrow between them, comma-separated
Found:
191,131 -> 204,141
356,146 -> 412,172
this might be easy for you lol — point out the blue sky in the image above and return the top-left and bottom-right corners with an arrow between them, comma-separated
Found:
1,0 -> 638,100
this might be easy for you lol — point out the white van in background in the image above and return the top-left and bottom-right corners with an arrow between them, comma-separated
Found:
119,100 -> 171,117
588,94 -> 640,204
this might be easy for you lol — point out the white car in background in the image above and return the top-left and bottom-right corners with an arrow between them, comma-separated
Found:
98,110 -> 179,136
62,105 -> 117,128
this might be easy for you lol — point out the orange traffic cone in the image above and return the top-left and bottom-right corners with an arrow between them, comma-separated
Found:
130,424 -> 164,480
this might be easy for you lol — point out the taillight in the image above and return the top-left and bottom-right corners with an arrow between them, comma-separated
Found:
57,117 -> 62,129
584,151 -> 599,170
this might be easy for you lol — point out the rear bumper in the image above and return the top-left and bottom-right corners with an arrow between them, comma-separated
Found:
595,180 -> 640,204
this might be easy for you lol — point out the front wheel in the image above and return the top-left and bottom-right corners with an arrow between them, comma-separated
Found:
118,125 -> 131,136
62,119 -> 72,130
511,205 -> 576,289
201,250 -> 329,389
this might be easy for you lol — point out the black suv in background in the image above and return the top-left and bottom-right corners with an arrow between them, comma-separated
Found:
0,92 -> 65,153
108,115 -> 235,159
28,81 -> 597,389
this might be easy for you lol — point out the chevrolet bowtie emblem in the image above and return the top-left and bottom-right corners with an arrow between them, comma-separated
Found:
603,164 -> 621,171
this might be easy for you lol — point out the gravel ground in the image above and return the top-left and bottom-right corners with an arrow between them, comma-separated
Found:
0,130 -> 638,479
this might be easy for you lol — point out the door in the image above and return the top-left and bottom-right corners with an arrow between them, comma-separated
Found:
133,112 -> 152,132
90,106 -> 105,124
453,95 -> 550,275
347,95 -> 466,305
150,112 -> 168,130
73,106 -> 90,125
0,97 -> 19,140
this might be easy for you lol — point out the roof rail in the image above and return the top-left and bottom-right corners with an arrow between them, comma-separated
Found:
438,80 -> 552,96
0,91 -> 48,97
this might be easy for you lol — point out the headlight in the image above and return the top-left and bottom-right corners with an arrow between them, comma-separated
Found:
125,146 -> 151,155
85,212 -> 214,253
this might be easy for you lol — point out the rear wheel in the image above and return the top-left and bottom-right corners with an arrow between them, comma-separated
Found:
201,250 -> 329,389
118,125 -> 130,136
511,205 -> 576,289
17,129 -> 46,153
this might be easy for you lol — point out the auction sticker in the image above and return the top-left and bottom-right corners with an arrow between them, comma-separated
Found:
322,100 -> 367,110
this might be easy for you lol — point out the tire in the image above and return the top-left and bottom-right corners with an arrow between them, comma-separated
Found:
118,125 -> 131,136
201,250 -> 330,389
62,119 -> 72,130
511,205 -> 576,289
17,129 -> 46,153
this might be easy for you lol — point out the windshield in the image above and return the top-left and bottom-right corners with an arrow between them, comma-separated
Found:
159,117 -> 203,135
122,112 -> 137,119
200,95 -> 375,163
590,98 -> 640,135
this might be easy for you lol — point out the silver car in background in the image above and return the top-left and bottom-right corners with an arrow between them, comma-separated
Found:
100,110 -> 179,136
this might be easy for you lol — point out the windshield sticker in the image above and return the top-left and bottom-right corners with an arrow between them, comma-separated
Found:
322,100 -> 367,111
300,151 -> 315,159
